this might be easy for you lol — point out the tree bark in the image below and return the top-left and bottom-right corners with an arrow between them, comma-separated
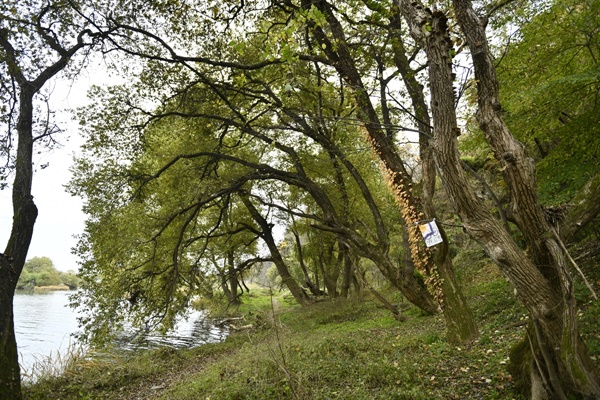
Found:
226,250 -> 241,305
291,227 -> 322,296
317,241 -> 339,297
340,243 -> 354,298
0,257 -> 23,399
0,86 -> 38,400
0,24 -> 91,398
390,10 -> 478,343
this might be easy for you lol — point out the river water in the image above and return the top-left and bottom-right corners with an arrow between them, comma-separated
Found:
14,290 -> 228,376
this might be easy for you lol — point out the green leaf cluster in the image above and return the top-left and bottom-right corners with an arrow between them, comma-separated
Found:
498,0 -> 600,204
16,256 -> 79,289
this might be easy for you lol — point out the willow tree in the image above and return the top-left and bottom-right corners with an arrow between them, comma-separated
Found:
397,0 -> 600,396
71,46 -> 446,332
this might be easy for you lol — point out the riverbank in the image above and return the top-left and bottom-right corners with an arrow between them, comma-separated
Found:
21,246 -> 600,399
16,285 -> 73,293
34,285 -> 71,292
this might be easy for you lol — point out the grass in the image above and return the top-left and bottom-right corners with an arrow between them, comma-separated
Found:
21,244 -> 600,400
20,341 -> 88,384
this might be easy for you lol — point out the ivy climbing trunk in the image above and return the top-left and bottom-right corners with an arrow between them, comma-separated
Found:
300,0 -> 478,343
390,9 -> 478,343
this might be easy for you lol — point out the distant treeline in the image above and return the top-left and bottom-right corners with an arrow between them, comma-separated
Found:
16,256 -> 80,290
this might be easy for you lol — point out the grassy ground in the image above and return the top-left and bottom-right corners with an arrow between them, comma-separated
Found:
22,242 -> 600,400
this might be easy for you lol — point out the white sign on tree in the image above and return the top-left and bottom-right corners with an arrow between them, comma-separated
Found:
418,220 -> 443,247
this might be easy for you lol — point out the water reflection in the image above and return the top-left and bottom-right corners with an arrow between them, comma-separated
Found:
14,291 -> 81,372
14,290 -> 228,374
116,309 -> 229,351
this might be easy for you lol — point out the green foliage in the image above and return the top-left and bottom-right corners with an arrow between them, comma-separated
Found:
21,277 -> 548,399
266,265 -> 283,289
68,0 -> 415,344
498,0 -> 600,204
16,257 -> 79,289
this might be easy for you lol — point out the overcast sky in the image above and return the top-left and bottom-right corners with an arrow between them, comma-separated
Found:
0,66 -> 108,272
0,141 -> 85,272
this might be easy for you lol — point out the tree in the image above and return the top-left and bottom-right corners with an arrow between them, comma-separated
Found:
71,64 -> 443,340
397,0 -> 600,396
495,0 -> 600,248
0,1 -> 119,395
65,0 -> 478,339
64,0 -> 600,395
16,256 -> 60,288
281,0 -> 478,343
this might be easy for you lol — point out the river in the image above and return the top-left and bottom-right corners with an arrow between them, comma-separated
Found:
14,290 -> 228,377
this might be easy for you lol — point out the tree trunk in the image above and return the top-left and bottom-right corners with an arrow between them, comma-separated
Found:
453,0 -> 600,396
398,0 -> 600,396
340,243 -> 354,298
0,87 -> 38,400
390,11 -> 478,343
220,271 -> 231,301
226,250 -> 241,305
291,227 -> 321,296
317,241 -> 339,298
317,222 -> 439,314
300,0 -> 480,341
433,228 -> 479,343
0,257 -> 22,399
240,193 -> 311,305
0,27 -> 89,398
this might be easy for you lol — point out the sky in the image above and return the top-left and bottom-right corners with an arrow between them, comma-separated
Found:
0,67 -> 106,272
0,139 -> 86,272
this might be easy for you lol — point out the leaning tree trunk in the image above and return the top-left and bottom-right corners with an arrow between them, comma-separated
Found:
398,0 -> 600,397
240,192 -> 311,305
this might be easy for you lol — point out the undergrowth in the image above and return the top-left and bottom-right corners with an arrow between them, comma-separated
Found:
21,242 -> 600,400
